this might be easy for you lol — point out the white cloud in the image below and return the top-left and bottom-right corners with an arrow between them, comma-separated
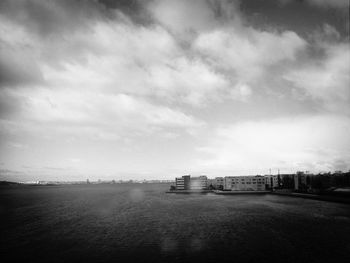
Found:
0,0 -> 309,110
17,17 -> 230,108
1,87 -> 204,140
194,29 -> 307,81
148,57 -> 230,106
230,83 -> 253,102
195,115 -> 350,174
284,42 -> 350,114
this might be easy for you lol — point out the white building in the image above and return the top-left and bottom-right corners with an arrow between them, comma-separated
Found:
190,176 -> 208,190
175,175 -> 190,190
224,176 -> 266,191
175,177 -> 185,190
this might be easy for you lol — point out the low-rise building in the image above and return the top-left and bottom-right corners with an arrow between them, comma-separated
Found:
214,177 -> 224,190
280,174 -> 295,189
224,176 -> 266,191
190,175 -> 208,190
294,172 -> 308,191
265,174 -> 278,189
175,175 -> 190,190
207,179 -> 215,188
175,175 -> 208,190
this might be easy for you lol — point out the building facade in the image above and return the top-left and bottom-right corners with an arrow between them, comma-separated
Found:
294,172 -> 307,191
175,175 -> 190,190
175,175 -> 208,190
190,176 -> 208,190
214,177 -> 224,190
224,176 -> 266,191
265,174 -> 278,189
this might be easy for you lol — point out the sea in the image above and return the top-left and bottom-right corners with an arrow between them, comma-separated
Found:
1,183 -> 349,263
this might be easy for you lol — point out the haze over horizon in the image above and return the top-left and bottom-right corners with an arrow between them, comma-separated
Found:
0,0 -> 349,182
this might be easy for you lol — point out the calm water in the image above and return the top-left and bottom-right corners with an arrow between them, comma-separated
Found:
1,184 -> 350,263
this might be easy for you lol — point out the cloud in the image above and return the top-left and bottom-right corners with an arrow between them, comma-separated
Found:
280,0 -> 349,9
194,28 -> 307,81
146,0 -> 244,49
0,0 -> 108,36
148,0 -> 218,33
0,5 -> 232,107
229,83 -> 253,102
0,0 -> 349,180
0,87 -> 204,141
0,0 -> 310,109
0,50 -> 44,87
0,16 -> 44,87
147,57 -> 230,106
306,0 -> 348,9
195,115 -> 350,174
284,41 -> 350,114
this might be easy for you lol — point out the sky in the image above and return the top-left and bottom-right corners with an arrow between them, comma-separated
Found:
0,0 -> 349,181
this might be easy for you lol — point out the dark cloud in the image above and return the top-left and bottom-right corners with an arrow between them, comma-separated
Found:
98,0 -> 155,25
0,49 -> 44,87
0,0 -> 110,36
0,92 -> 24,119
98,0 -> 140,9
241,0 -> 349,39
0,84 -> 35,125
0,0 -> 156,38
0,0 -> 154,73
98,0 -> 144,14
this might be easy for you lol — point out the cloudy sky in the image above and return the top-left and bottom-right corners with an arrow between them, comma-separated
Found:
0,0 -> 349,181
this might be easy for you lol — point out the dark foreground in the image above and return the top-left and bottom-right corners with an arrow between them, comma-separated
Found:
1,184 -> 350,263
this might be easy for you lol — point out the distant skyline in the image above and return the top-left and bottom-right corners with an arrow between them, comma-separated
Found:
0,0 -> 349,181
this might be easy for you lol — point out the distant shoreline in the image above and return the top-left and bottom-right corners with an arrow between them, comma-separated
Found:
0,180 -> 173,186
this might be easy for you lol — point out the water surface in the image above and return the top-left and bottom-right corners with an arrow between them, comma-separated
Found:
1,184 -> 349,262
